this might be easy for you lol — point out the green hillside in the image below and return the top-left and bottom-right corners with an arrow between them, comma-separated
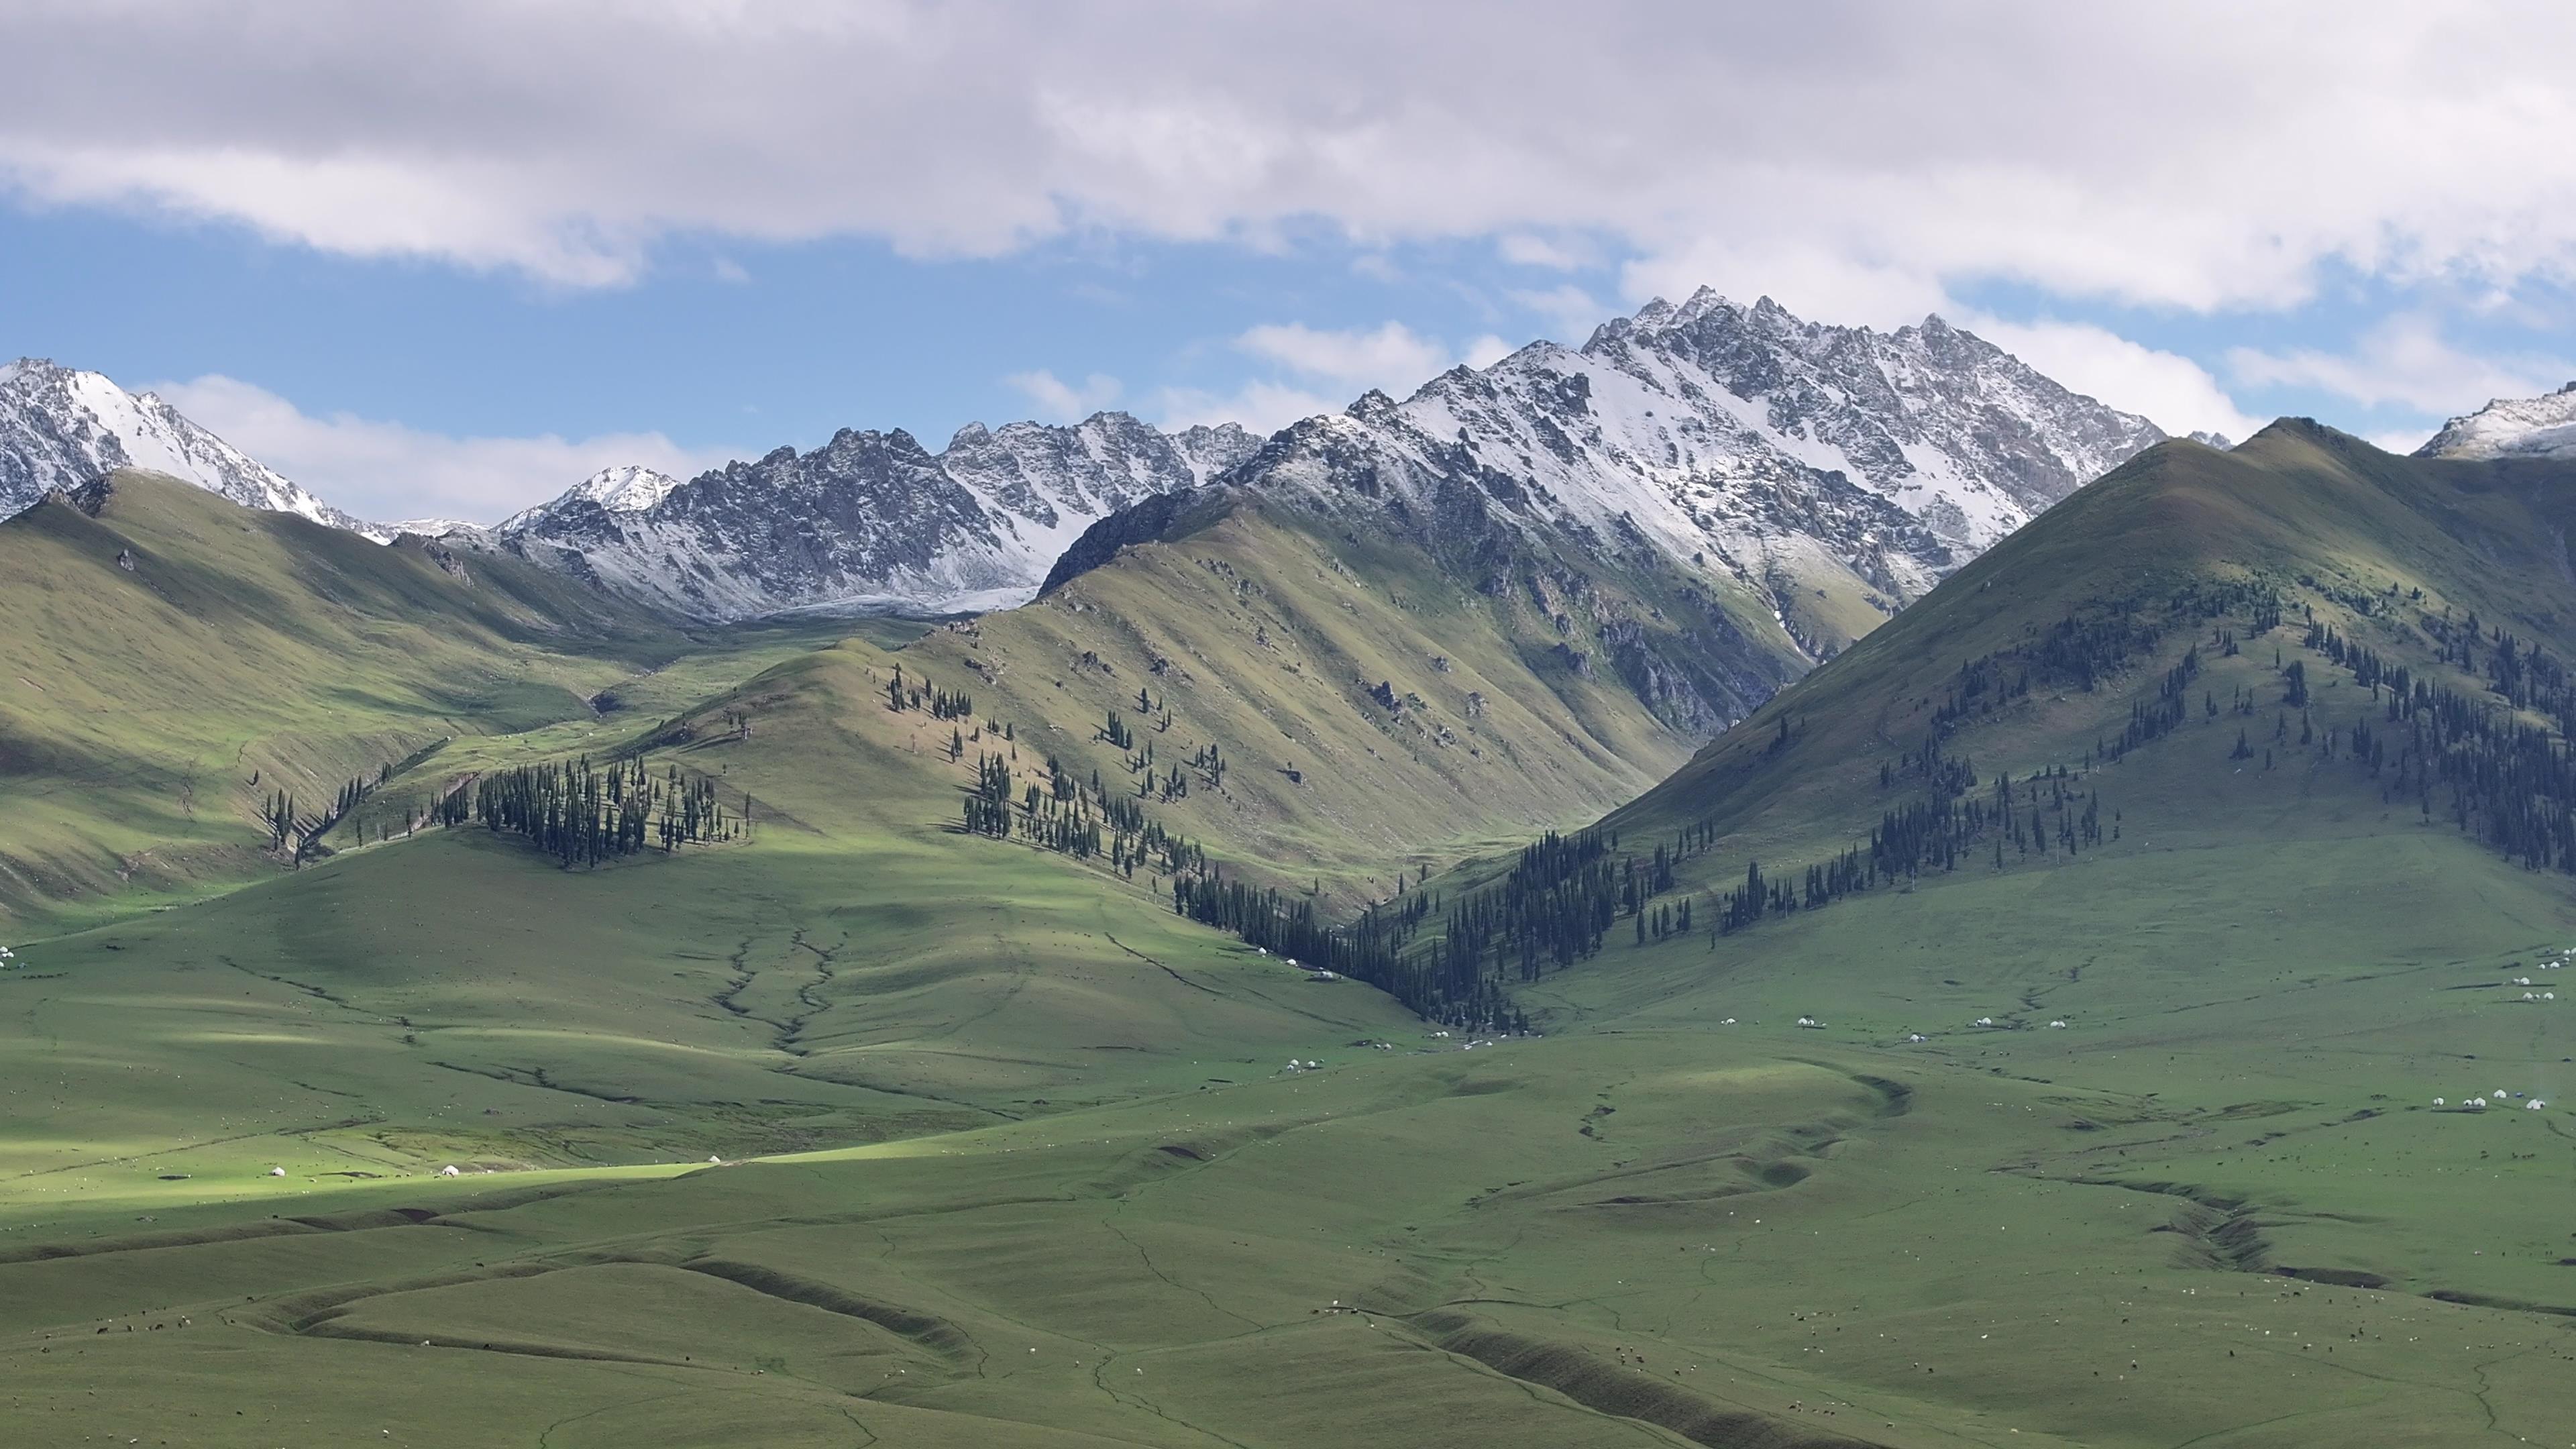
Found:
879,487 -> 1810,899
0,471 -> 867,928
7,431 -> 2576,1446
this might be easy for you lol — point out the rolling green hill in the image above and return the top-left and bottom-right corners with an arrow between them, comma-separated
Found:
866,484 -> 1811,898
0,470 -> 879,928
8,429 -> 2576,1446
1395,421 -> 2576,999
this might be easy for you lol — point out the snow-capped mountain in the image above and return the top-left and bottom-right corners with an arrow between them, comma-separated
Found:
8,292 -> 2165,633
2416,382 -> 2576,462
381,517 -> 482,539
489,414 -> 1260,619
1193,290 -> 2166,644
499,466 -> 683,530
0,358 -> 378,536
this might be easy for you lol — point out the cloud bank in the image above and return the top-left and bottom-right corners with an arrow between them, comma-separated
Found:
152,375 -> 731,525
5,1 -> 2571,329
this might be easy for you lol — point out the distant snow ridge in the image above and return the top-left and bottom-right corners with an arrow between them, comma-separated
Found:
2416,382 -> 2576,462
1222,290 -> 2166,623
499,465 -> 683,529
0,358 -> 380,537
494,413 -> 1260,619
495,292 -> 2162,625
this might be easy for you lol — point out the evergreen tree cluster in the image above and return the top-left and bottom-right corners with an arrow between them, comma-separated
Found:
264,765 -> 396,866
1167,867 -> 1525,1028
961,749 -> 1203,879
2306,617 -> 2576,871
471,755 -> 741,867
884,663 -> 973,720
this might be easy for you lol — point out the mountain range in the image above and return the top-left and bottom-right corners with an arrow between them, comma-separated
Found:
479,413 -> 1260,618
5,294 -> 2179,631
472,291 -> 2180,631
24,308 -> 2576,654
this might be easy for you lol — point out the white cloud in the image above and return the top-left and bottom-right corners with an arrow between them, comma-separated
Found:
151,375 -> 733,524
1966,315 -> 2266,443
1497,233 -> 1594,270
1153,380 -> 1345,435
1236,322 -> 1451,391
1173,320 -> 1516,433
1004,369 -> 1123,421
2226,315 -> 2576,415
9,1 -> 2576,325
1508,284 -> 1607,343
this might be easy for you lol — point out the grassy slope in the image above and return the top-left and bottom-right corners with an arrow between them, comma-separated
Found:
13,431 -> 2576,1444
0,472 -> 718,926
1460,421 -> 2576,1434
7,973 -> 2572,1447
1604,421 -> 2576,857
877,494 -> 1809,900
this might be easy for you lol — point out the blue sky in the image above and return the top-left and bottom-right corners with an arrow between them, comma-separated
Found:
5,2 -> 2573,523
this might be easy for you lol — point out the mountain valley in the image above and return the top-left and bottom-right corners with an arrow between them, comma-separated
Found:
3,340 -> 2575,1447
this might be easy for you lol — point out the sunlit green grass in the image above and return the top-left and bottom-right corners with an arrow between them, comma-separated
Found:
13,433 -> 2576,1445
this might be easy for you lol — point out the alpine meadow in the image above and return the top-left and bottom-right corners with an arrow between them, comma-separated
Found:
7,10 -> 2576,1446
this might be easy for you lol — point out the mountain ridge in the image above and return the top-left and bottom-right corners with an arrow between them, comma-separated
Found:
483,290 -> 2170,629
2418,379 -> 2576,460
0,357 -> 380,537
1027,292 -> 2169,663
481,411 -> 1261,620
8,294 -> 2170,628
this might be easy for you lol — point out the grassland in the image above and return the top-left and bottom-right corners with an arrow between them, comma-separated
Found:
0,471 -> 868,929
882,492 -> 1808,902
7,431 -> 2576,1444
7,871 -> 2573,1446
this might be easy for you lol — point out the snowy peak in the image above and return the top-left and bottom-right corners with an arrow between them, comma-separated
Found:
1566,294 -> 2165,545
492,410 -> 1265,621
0,357 -> 378,537
2416,382 -> 2576,462
500,465 -> 684,531
1214,291 -> 2168,659
570,464 -> 684,513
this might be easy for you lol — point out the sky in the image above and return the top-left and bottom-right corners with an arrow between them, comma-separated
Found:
5,1 -> 2576,524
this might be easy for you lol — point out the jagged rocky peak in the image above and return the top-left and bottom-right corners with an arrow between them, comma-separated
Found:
2417,382 -> 2576,462
569,465 -> 684,513
0,357 -> 380,537
1216,290 -> 2169,662
492,409 -> 1269,621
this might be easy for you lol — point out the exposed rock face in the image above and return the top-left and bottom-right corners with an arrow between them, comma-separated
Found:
7,291 -> 2167,633
1037,486 -> 1247,596
1201,290 -> 2166,642
2417,382 -> 2576,462
491,415 -> 1260,619
0,358 -> 377,536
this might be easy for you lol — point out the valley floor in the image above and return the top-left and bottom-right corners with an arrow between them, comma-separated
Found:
3,824 -> 2573,1447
